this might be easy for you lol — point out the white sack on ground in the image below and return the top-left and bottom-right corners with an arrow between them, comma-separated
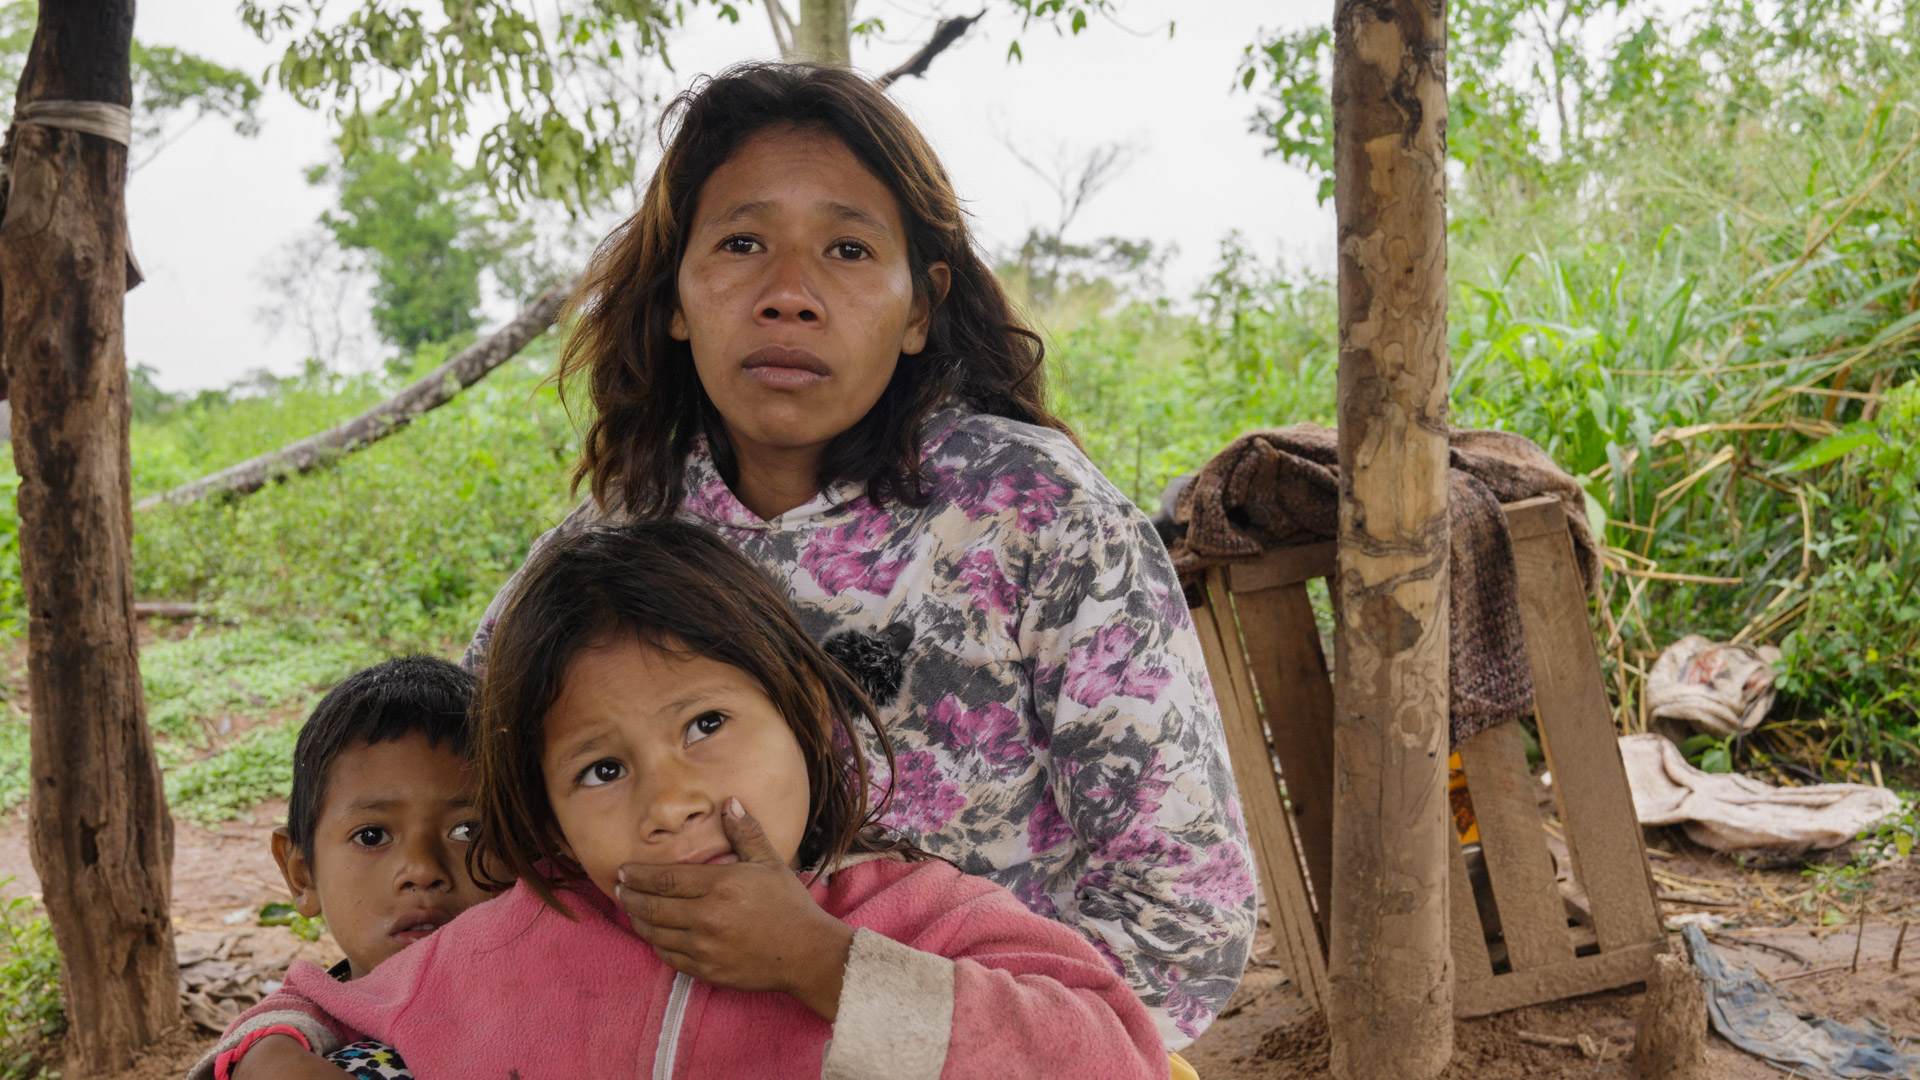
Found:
1621,733 -> 1901,854
1645,634 -> 1782,737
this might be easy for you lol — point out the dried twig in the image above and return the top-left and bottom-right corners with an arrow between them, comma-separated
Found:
1776,963 -> 1850,982
1603,563 -> 1743,585
1707,931 -> 1810,969
1853,909 -> 1869,973
133,601 -> 207,619
1517,1030 -> 1609,1060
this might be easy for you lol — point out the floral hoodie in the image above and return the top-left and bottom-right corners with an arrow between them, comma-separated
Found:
466,405 -> 1255,1046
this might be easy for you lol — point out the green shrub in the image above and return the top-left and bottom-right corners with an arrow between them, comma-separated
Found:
0,885 -> 61,1080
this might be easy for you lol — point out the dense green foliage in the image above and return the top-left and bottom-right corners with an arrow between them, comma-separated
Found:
1230,0 -> 1920,783
0,884 -> 60,1080
309,122 -> 499,349
1044,236 -> 1338,504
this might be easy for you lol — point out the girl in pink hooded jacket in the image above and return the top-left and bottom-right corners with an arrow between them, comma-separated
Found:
202,522 -> 1169,1080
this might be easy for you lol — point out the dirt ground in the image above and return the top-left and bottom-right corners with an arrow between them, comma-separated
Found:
5,810 -> 1920,1079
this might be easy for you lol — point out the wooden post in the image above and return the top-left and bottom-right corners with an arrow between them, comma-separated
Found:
1632,950 -> 1707,1079
2,1 -> 180,1072
1326,0 -> 1453,1076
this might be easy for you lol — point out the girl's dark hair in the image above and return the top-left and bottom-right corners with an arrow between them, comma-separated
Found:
468,520 -> 914,909
558,61 -> 1073,518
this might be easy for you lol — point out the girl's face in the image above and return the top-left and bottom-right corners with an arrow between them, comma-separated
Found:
540,634 -> 813,900
670,125 -> 949,465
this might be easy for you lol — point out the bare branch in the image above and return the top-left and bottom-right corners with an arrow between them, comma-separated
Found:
876,11 -> 984,89
766,0 -> 795,60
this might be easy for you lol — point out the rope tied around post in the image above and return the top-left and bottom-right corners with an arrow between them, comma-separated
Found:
2,97 -> 144,290
17,99 -> 133,145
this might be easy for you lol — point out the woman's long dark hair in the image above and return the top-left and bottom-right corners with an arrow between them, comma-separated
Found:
558,61 -> 1073,518
467,520 -> 915,910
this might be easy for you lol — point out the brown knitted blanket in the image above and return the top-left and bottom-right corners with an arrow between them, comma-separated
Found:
1168,425 -> 1599,748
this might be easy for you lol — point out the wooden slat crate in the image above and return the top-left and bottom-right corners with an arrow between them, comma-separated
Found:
1185,495 -> 1665,1018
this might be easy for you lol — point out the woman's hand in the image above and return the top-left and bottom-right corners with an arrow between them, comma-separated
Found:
616,799 -> 855,1022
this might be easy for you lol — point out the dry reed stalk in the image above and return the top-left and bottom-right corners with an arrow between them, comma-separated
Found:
1853,909 -> 1869,972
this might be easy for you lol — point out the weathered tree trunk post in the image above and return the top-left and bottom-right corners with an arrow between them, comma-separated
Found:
1326,0 -> 1453,1077
795,0 -> 852,64
2,1 -> 180,1072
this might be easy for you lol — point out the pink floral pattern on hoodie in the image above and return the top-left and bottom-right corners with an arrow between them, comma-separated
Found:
465,406 -> 1254,1047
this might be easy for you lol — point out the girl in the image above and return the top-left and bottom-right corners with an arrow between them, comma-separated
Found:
467,61 -> 1254,1047
205,522 -> 1171,1080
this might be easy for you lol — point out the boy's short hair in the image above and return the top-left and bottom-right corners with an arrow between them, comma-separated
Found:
287,655 -> 477,860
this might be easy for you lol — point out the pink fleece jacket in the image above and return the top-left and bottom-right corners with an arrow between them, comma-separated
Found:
194,854 -> 1169,1080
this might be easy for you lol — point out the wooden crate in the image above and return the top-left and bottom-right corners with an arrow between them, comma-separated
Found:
1186,496 -> 1665,1017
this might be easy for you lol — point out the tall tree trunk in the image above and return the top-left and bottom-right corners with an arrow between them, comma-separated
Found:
795,0 -> 852,64
1326,0 -> 1452,1077
2,2 -> 179,1073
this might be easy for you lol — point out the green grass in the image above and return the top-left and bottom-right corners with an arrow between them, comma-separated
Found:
0,621 -> 383,821
131,343 -> 582,648
141,623 -> 380,747
142,622 -> 384,825
165,719 -> 305,828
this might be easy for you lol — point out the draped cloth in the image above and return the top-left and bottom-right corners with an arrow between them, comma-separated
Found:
1166,425 -> 1599,748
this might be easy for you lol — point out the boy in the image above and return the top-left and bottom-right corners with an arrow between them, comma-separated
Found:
201,656 -> 491,1079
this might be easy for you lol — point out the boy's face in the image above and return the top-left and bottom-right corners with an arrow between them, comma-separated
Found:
271,733 -> 490,979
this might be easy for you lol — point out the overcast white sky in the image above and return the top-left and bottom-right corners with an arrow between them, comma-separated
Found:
128,0 -> 1331,392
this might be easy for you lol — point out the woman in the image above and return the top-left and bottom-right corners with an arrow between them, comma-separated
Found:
467,62 -> 1253,1048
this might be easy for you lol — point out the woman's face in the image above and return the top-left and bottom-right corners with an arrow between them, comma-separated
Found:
672,125 -> 948,464
540,634 -> 813,901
